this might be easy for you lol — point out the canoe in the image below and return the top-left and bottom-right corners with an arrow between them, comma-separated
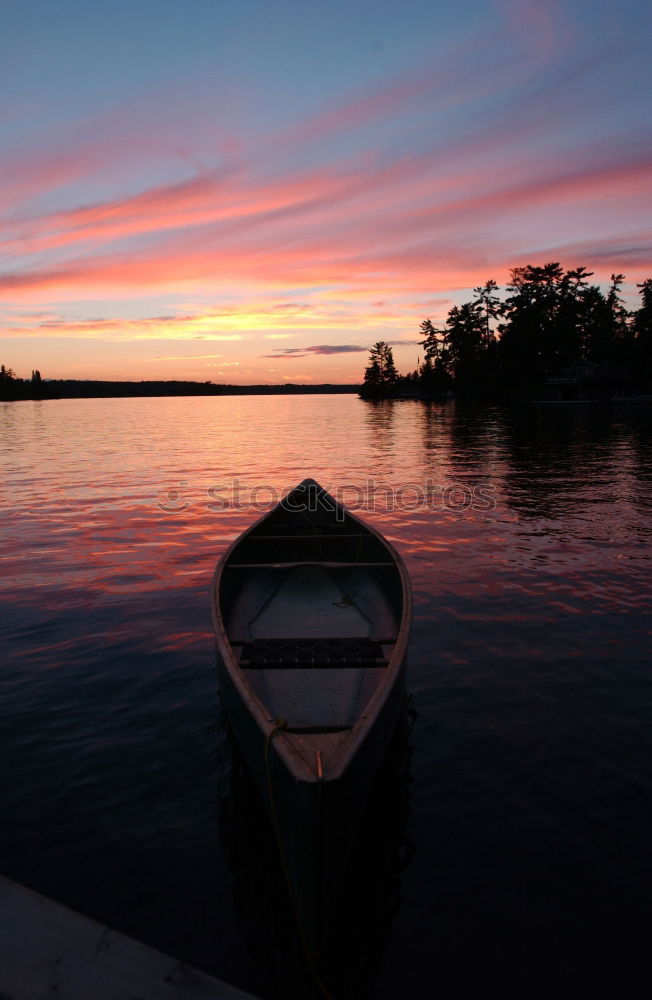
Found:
211,478 -> 412,949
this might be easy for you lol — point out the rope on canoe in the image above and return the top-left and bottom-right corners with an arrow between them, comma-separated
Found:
263,718 -> 335,1000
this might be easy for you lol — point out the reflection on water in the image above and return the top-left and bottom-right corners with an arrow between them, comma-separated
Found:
1,395 -> 652,997
218,705 -> 414,1000
363,399 -> 398,462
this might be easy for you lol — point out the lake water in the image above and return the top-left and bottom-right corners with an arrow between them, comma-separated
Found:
2,394 -> 651,998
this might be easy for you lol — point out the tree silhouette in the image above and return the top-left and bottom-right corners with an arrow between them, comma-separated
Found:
364,342 -> 398,387
444,302 -> 488,391
418,319 -> 452,392
408,263 -> 652,399
364,355 -> 382,387
419,319 -> 439,363
607,274 -> 629,341
366,261 -> 652,400
633,279 -> 652,381
472,279 -> 500,346
499,262 -> 591,379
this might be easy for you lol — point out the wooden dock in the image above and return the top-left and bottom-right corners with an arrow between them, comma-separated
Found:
0,875 -> 260,1000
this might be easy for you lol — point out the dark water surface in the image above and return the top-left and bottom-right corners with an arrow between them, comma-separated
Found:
2,395 -> 651,998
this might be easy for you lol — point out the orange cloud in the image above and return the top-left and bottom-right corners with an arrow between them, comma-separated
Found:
3,299 -> 410,342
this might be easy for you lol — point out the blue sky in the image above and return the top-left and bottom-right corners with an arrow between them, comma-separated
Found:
1,0 -> 651,382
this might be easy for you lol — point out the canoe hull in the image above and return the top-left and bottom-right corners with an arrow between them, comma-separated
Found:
217,644 -> 407,949
211,479 -> 412,950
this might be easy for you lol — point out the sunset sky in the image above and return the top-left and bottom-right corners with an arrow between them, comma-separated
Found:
2,0 -> 651,384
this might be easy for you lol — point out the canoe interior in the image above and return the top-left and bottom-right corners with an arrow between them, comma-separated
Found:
218,503 -> 405,741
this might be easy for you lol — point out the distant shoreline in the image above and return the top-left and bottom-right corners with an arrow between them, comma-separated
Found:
0,380 -> 361,402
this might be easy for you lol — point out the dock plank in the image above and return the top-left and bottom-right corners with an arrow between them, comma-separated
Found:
0,875 -> 259,1000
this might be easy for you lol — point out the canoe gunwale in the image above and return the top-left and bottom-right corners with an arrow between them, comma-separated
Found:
211,478 -> 412,785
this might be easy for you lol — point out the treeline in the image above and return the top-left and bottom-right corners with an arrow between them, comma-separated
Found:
0,374 -> 360,401
361,264 -> 652,399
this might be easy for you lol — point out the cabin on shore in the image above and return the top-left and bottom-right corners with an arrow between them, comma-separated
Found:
542,361 -> 631,402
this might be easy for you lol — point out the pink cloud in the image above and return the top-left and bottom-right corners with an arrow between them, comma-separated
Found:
0,2 -> 586,250
3,123 -> 647,306
1,4 -> 650,344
